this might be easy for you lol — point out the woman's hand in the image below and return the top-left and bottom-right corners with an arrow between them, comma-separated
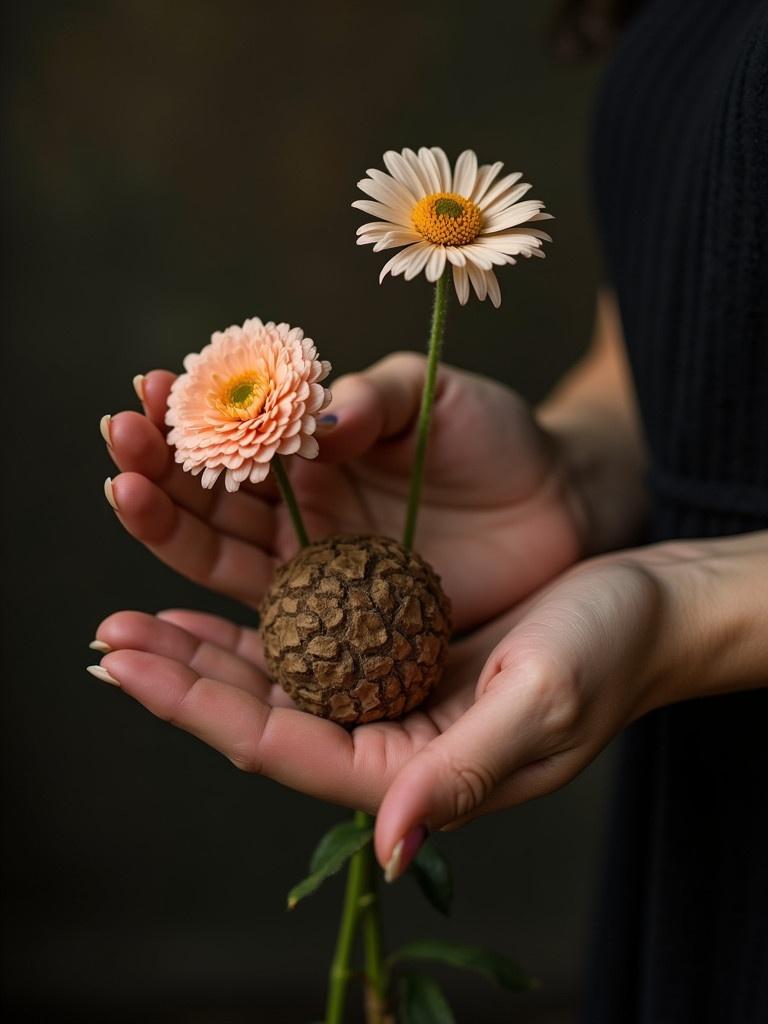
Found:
91,531 -> 768,875
102,354 -> 587,630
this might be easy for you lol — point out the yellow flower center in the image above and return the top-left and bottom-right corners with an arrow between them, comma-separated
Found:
411,191 -> 483,247
213,371 -> 272,420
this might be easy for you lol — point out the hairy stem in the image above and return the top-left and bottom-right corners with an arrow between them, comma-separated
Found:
271,455 -> 310,548
359,815 -> 387,1022
402,267 -> 451,550
325,812 -> 386,1024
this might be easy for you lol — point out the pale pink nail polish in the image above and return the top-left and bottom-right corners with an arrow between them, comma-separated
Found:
384,824 -> 427,883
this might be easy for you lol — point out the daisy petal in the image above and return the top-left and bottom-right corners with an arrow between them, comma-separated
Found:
476,232 -> 548,256
417,147 -> 443,192
383,151 -> 427,200
430,147 -> 452,191
402,242 -> 433,281
452,264 -> 470,305
452,149 -> 478,198
367,167 -> 418,205
485,200 -> 546,232
379,242 -> 424,283
481,181 -> 533,217
425,245 -> 447,282
356,221 -> 398,236
356,178 -> 412,218
445,246 -> 467,267
351,199 -> 412,228
462,245 -> 494,271
477,172 -> 523,211
402,148 -> 434,196
486,270 -> 502,308
471,161 -> 504,204
466,260 -> 488,301
372,229 -> 422,252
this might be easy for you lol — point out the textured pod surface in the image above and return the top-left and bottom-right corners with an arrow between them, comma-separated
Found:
260,535 -> 452,725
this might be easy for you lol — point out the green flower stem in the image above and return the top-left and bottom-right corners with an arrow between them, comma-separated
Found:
402,266 -> 451,551
325,811 -> 384,1024
271,455 -> 310,548
359,818 -> 387,1022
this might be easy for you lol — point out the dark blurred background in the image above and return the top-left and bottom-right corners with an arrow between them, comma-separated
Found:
2,2 -> 610,1021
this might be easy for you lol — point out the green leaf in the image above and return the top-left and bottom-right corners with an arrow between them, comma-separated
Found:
389,940 -> 534,992
308,820 -> 369,874
409,840 -> 453,915
287,822 -> 373,909
399,973 -> 456,1024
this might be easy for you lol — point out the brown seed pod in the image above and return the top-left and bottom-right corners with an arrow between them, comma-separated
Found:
260,534 -> 452,725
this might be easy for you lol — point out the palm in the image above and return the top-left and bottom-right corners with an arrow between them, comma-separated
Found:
106,359 -> 580,630
93,602 -> 508,813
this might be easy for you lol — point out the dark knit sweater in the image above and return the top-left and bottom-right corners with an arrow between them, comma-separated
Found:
585,1 -> 768,1021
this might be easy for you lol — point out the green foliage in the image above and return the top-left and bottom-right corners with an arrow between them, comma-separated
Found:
409,840 -> 453,916
389,939 -> 534,992
399,973 -> 456,1024
287,820 -> 373,910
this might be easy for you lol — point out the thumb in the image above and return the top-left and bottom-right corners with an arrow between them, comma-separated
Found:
315,352 -> 429,463
374,662 -> 551,880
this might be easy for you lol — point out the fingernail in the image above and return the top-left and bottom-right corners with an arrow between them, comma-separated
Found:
89,640 -> 112,653
133,374 -> 146,402
316,413 -> 338,433
104,476 -> 119,511
99,414 -> 112,446
86,664 -> 120,687
384,824 -> 427,883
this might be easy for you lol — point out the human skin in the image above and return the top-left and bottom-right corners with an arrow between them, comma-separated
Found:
92,290 -> 768,876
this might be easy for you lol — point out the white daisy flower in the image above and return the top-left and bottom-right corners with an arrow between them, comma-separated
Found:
353,147 -> 553,307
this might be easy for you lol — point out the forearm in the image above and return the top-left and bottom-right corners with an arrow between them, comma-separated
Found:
643,531 -> 768,710
538,288 -> 649,555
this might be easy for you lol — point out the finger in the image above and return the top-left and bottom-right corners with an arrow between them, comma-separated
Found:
106,472 -> 277,606
95,610 -> 279,701
316,352 -> 429,464
106,411 -> 276,549
134,369 -> 176,431
156,608 -> 266,670
440,748 -> 583,832
374,659 -> 563,872
96,650 -> 388,808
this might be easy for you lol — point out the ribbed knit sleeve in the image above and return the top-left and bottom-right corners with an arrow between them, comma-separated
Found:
585,5 -> 768,1023
592,0 -> 768,541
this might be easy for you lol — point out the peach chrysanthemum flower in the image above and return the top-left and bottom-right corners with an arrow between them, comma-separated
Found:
166,318 -> 331,493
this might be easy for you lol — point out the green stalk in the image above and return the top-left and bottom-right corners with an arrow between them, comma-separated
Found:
271,455 -> 310,548
402,267 -> 451,550
325,268 -> 453,1021
359,815 -> 387,1022
325,811 -> 385,1024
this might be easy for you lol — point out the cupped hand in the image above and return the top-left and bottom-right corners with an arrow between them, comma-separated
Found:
103,354 -> 584,631
92,541 -> 683,874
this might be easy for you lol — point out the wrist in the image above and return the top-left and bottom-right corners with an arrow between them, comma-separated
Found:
636,532 -> 768,712
541,405 -> 648,556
